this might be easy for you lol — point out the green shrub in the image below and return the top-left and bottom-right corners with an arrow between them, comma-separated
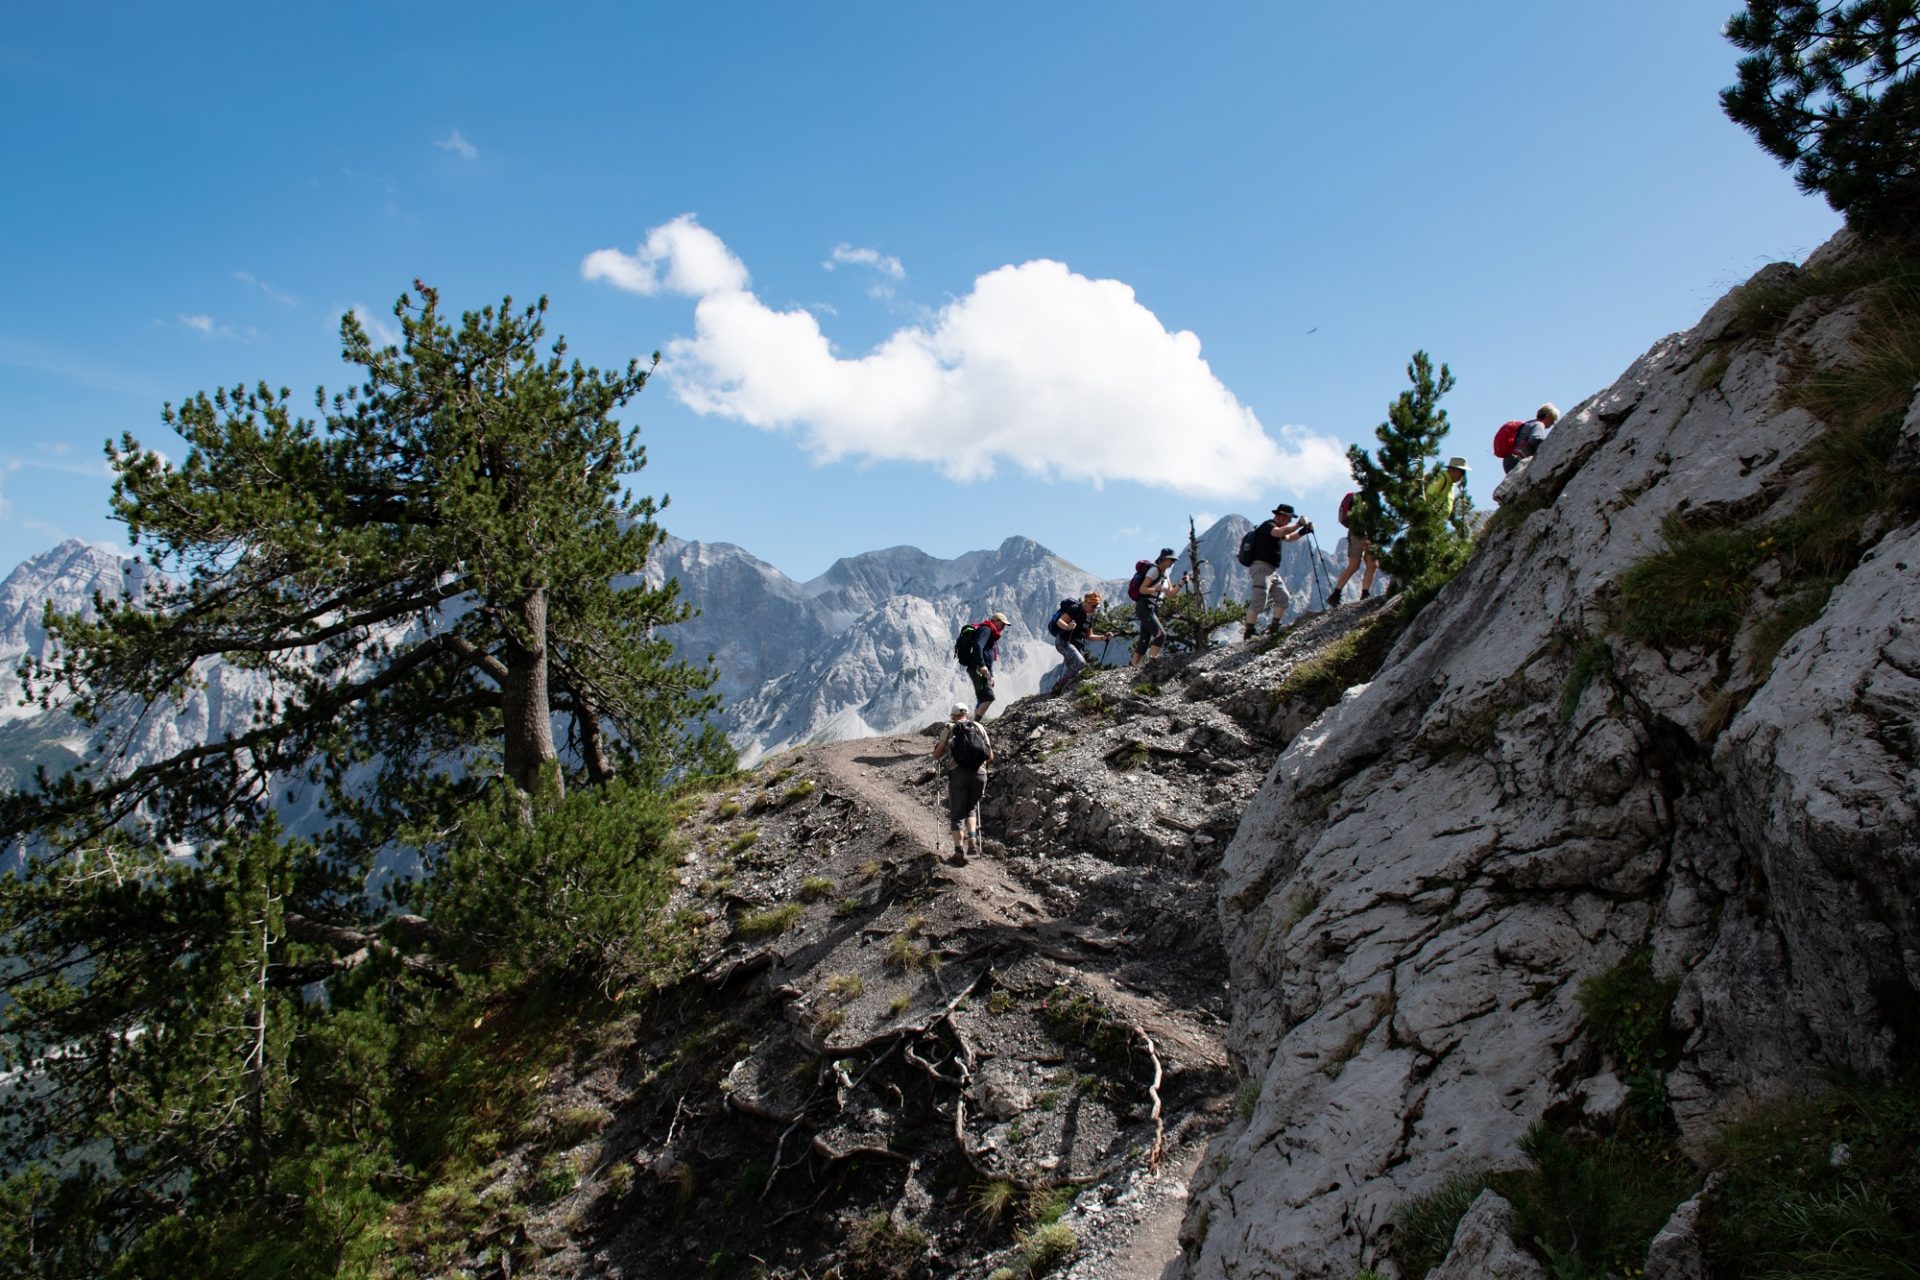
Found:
1578,949 -> 1681,1123
419,775 -> 684,994
1506,1124 -> 1695,1279
1615,513 -> 1771,651
1704,1078 -> 1920,1279
726,829 -> 760,855
1272,610 -> 1402,712
780,780 -> 816,806
800,875 -> 836,901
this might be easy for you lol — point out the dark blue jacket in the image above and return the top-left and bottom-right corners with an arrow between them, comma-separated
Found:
970,621 -> 1004,669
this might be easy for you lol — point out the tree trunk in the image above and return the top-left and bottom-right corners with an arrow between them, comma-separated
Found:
576,689 -> 617,786
501,585 -> 561,796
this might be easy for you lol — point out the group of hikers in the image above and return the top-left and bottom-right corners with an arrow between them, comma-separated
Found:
929,403 -> 1562,863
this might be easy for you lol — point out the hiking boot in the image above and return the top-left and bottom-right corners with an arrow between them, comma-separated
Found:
947,845 -> 969,866
1327,592 -> 1343,610
1240,622 -> 1257,641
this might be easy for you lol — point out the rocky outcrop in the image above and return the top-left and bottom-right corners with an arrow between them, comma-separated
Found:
1177,240 -> 1920,1277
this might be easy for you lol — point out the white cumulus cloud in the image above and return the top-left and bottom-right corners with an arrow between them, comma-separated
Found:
825,243 -> 905,280
434,129 -> 478,160
583,219 -> 1348,501
581,214 -> 749,298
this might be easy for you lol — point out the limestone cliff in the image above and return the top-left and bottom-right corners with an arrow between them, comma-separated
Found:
1177,234 -> 1920,1278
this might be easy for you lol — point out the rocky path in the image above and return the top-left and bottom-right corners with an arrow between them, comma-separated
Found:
807,732 -> 1229,1278
434,615 -> 1384,1279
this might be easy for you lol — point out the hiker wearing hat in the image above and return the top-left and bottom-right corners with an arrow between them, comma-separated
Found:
931,703 -> 992,864
1047,591 -> 1112,690
961,611 -> 1011,721
1431,457 -> 1470,522
1240,504 -> 1313,640
1128,548 -> 1183,667
1501,403 -> 1560,474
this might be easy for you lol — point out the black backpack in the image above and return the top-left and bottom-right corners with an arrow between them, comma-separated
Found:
949,719 -> 990,771
1237,527 -> 1259,567
954,624 -> 978,668
1046,598 -> 1077,638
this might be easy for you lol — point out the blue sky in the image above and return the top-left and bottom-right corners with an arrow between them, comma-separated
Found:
0,1 -> 1840,583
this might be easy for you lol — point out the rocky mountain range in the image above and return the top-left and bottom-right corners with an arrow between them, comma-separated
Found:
0,518 -> 1338,781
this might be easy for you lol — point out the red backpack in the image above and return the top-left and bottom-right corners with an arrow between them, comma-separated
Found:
1492,420 -> 1526,459
1125,559 -> 1151,600
1337,492 -> 1357,528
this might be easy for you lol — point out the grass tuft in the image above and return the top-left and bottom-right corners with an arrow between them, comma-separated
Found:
734,902 -> 803,940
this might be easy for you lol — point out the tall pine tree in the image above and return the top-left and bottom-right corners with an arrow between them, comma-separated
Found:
0,286 -> 725,1275
1346,351 -> 1471,589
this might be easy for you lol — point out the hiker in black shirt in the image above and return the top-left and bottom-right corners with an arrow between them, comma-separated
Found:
1046,591 -> 1111,690
1241,505 -> 1312,639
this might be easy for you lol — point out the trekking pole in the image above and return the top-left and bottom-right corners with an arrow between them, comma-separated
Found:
1305,530 -> 1335,606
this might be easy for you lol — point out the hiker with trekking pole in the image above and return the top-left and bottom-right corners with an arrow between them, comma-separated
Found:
1235,505 -> 1313,639
931,703 -> 992,865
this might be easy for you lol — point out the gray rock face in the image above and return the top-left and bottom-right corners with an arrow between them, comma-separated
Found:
1176,241 -> 1920,1278
1644,1177 -> 1718,1280
1428,1191 -> 1546,1280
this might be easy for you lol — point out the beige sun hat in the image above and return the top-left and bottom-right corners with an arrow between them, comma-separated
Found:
949,703 -> 969,719
1446,456 -> 1470,472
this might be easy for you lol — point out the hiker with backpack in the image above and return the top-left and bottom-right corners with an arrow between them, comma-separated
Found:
1494,403 -> 1559,474
1128,548 -> 1184,667
1236,504 -> 1313,639
1329,488 -> 1379,608
931,703 -> 992,864
955,611 -> 1011,721
1046,591 -> 1112,690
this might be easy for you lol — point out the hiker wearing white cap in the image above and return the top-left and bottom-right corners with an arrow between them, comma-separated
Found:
1128,548 -> 1183,667
1238,504 -> 1313,640
956,612 -> 1011,721
930,703 -> 992,864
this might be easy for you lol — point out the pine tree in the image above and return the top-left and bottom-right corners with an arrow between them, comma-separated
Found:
1721,1 -> 1920,235
0,285 -> 726,1275
1346,351 -> 1469,588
